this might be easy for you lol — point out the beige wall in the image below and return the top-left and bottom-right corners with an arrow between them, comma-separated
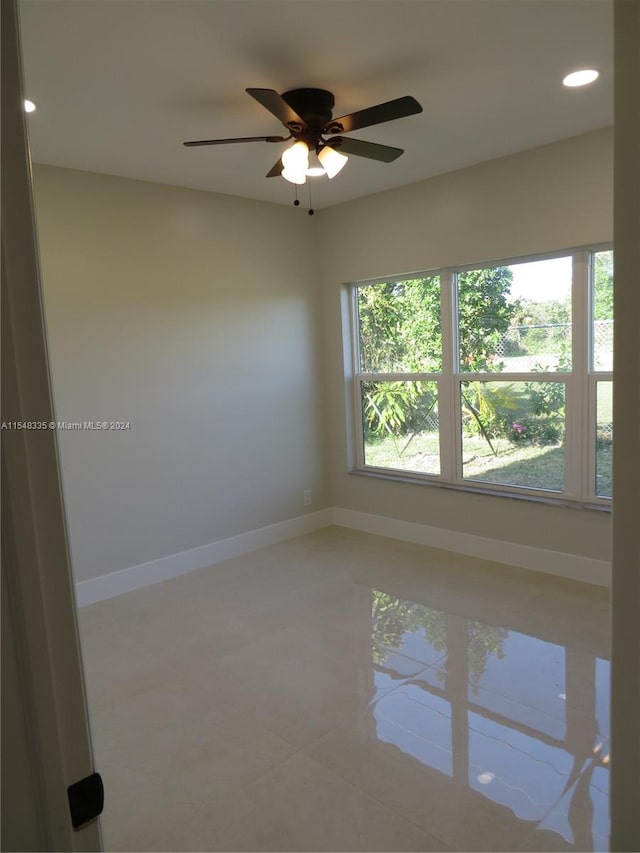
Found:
317,128 -> 613,561
33,128 -> 614,585
33,165 -> 328,582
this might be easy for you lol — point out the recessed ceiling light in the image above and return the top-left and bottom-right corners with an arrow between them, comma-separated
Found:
477,772 -> 495,785
563,69 -> 600,88
24,99 -> 37,113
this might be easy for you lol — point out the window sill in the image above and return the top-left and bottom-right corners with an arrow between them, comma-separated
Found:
349,467 -> 612,513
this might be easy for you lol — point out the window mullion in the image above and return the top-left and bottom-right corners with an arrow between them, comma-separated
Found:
439,269 -> 457,480
587,374 -> 598,500
566,250 -> 590,498
350,288 -> 366,471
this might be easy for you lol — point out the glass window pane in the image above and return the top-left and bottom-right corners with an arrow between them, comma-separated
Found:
592,250 -> 614,371
457,257 -> 572,373
461,381 -> 565,491
596,381 -> 613,498
361,380 -> 440,475
357,277 -> 441,373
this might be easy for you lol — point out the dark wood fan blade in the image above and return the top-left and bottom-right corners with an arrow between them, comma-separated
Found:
246,88 -> 305,128
326,96 -> 422,134
326,136 -> 404,162
183,135 -> 287,147
266,158 -> 284,178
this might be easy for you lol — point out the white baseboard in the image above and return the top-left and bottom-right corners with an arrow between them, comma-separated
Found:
75,509 -> 333,607
75,504 -> 610,606
332,507 -> 611,587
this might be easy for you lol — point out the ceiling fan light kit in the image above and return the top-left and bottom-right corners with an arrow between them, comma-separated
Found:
317,144 -> 348,179
305,149 -> 327,178
184,86 -> 423,197
281,140 -> 310,183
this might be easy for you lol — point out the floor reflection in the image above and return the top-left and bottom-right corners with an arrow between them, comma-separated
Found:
370,588 -> 610,851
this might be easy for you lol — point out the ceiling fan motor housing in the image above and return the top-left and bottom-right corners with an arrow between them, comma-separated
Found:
281,88 -> 338,147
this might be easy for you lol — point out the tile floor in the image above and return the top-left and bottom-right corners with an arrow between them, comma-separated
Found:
78,527 -> 610,852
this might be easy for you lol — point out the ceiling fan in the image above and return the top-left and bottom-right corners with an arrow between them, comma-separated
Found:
184,88 -> 423,185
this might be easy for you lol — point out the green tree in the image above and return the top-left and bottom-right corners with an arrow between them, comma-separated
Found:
357,277 -> 441,373
593,250 -> 613,321
460,380 -> 518,455
511,298 -> 570,328
457,267 -> 515,371
508,296 -> 571,364
371,590 -> 446,666
358,268 -> 516,437
467,620 -> 508,692
371,590 -> 508,693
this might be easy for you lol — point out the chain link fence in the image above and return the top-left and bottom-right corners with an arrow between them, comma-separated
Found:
593,320 -> 614,370
493,321 -> 613,371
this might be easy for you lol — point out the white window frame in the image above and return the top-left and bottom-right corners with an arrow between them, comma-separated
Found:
348,244 -> 613,508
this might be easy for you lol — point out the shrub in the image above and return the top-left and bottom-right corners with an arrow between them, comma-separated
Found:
510,416 -> 564,446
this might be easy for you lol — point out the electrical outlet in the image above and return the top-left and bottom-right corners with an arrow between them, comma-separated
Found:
303,489 -> 312,507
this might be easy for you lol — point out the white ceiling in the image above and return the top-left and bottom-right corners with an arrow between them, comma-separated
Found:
18,0 -> 613,210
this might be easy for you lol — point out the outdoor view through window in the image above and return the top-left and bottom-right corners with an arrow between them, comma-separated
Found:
353,248 -> 613,503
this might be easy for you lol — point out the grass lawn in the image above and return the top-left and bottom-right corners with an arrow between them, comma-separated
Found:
364,431 -> 567,492
364,431 -> 441,476
365,433 -> 611,497
365,429 -> 613,496
462,438 -> 564,491
596,443 -> 612,498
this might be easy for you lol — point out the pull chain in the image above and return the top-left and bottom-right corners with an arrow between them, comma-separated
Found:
292,182 -> 314,214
